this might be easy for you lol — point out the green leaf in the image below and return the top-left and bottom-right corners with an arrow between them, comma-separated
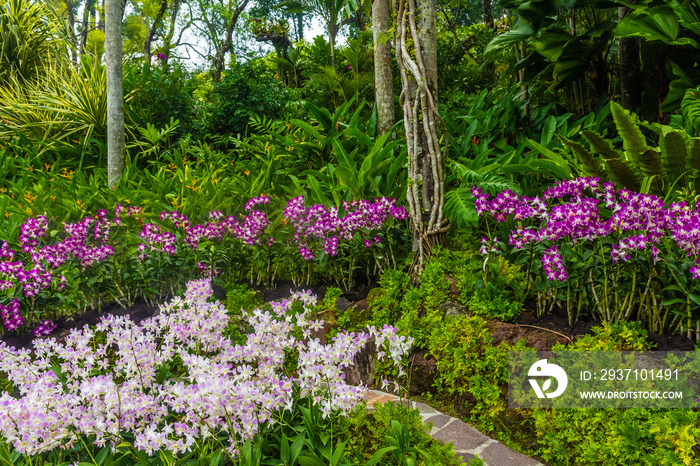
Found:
526,138 -> 571,177
582,131 -> 623,160
682,88 -> 700,135
615,6 -> 681,44
610,101 -> 650,166
638,149 -> 666,193
209,450 -> 222,466
484,20 -> 534,57
660,130 -> 688,186
297,455 -> 326,466
558,135 -> 608,181
605,158 -> 642,192
364,447 -> 398,466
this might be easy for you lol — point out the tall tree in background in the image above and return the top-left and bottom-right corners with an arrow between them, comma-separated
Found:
80,0 -> 93,54
372,0 -> 394,135
105,0 -> 124,187
483,0 -> 493,29
213,0 -> 250,82
144,0 -> 169,67
618,5 -> 641,111
393,0 -> 447,276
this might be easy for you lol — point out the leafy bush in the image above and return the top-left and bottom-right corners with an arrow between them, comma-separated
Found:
343,401 -> 462,466
369,268 -> 411,327
554,321 -> 653,352
428,314 -> 531,427
202,60 -> 289,137
532,408 -> 700,466
125,63 -> 196,139
455,250 -> 526,322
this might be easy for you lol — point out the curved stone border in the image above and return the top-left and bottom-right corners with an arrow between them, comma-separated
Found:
365,390 -> 544,466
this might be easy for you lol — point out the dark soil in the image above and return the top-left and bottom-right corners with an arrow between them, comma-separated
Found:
1,280 -> 695,354
516,299 -> 696,351
1,299 -> 159,353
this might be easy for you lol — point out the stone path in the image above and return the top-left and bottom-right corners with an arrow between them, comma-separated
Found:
365,390 -> 544,466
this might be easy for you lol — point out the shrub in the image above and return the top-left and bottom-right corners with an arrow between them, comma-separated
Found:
203,60 -> 289,137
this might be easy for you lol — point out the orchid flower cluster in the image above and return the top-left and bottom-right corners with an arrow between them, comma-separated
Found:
0,195 -> 407,333
472,177 -> 700,282
0,279 -> 412,459
283,196 -> 408,261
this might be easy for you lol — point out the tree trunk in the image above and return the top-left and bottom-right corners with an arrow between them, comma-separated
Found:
618,6 -> 641,111
106,0 -> 124,187
65,0 -> 79,64
296,12 -> 303,42
213,0 -> 250,82
373,0 -> 394,135
162,0 -> 182,65
394,0 -> 447,277
80,0 -> 92,55
144,0 -> 168,67
483,0 -> 494,30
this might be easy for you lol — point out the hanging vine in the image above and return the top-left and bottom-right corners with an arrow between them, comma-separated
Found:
393,0 -> 449,276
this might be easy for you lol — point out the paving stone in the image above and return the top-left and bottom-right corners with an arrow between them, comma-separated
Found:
365,393 -> 398,407
432,418 -> 490,451
456,452 -> 476,463
411,400 -> 438,414
423,414 -> 451,430
479,442 -> 541,466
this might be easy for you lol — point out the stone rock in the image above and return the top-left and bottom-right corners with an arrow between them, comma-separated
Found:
432,418 -> 489,450
437,300 -> 469,318
487,321 -> 569,351
445,274 -> 461,300
310,309 -> 336,345
335,297 -> 352,313
343,338 -> 377,386
211,284 -> 227,302
480,442 -> 541,466
365,287 -> 384,305
408,350 -> 438,396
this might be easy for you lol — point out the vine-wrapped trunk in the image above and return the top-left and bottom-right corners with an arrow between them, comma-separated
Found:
393,0 -> 448,277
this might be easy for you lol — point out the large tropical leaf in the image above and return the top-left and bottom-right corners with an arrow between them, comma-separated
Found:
484,20 -> 534,57
610,101 -> 650,166
615,5 -> 700,47
444,188 -> 478,228
638,149 -> 667,193
659,131 -> 689,186
682,87 -> 700,135
558,136 -> 609,181
605,158 -> 643,192
582,131 -> 624,160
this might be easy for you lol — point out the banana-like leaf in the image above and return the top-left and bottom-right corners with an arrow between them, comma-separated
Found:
610,101 -> 650,166
661,61 -> 697,113
638,149 -> 666,193
682,88 -> 700,136
558,136 -> 609,181
605,158 -> 642,192
581,130 -> 623,159
690,139 -> 700,193
659,131 -> 689,186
